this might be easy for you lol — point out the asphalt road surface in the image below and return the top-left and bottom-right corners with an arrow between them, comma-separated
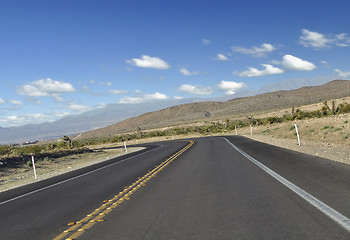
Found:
1,136 -> 350,240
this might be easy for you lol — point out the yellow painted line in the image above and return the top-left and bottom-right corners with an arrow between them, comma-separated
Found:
53,140 -> 194,240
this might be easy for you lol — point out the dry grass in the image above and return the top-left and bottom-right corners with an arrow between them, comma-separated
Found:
237,113 -> 350,164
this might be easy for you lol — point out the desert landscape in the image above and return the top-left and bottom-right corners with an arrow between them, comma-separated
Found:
1,82 -> 349,192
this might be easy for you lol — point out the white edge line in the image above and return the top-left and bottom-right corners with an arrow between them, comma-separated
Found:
0,145 -> 163,206
224,137 -> 350,233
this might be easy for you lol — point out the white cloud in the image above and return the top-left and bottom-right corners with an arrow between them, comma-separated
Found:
54,112 -> 70,118
215,53 -> 228,61
299,29 -> 350,48
126,55 -> 170,69
68,103 -> 93,113
218,81 -> 246,95
335,33 -> 350,47
0,98 -> 5,104
89,80 -> 96,84
174,96 -> 183,100
144,92 -> 168,100
97,103 -> 107,109
178,84 -> 214,95
108,89 -> 128,95
237,64 -> 284,77
321,60 -> 329,66
202,39 -> 211,45
232,43 -> 276,57
235,54 -> 316,77
119,92 -> 168,104
180,67 -> 199,76
0,113 -> 51,126
10,100 -> 24,105
334,69 -> 350,78
17,78 -> 75,101
106,82 -> 112,87
299,29 -> 331,48
119,97 -> 144,104
282,54 -> 316,71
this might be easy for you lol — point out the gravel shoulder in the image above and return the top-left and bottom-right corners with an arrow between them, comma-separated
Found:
237,113 -> 350,165
0,146 -> 144,193
242,134 -> 350,165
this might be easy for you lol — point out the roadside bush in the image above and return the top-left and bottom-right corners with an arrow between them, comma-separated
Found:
263,117 -> 284,124
339,103 -> 350,114
0,145 -> 12,158
26,160 -> 32,167
16,145 -> 43,155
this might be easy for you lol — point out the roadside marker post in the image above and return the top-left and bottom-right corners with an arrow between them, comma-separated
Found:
250,125 -> 253,136
31,156 -> 37,179
294,122 -> 301,146
124,141 -> 128,153
235,125 -> 237,135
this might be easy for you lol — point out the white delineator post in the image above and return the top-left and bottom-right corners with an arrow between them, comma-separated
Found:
235,125 -> 237,135
124,141 -> 128,153
250,125 -> 253,136
294,122 -> 301,146
31,156 -> 37,179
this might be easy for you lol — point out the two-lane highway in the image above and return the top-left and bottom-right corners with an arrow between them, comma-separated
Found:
1,136 -> 350,239
0,140 -> 188,240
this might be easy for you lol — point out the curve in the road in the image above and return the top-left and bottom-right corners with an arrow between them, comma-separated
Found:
53,140 -> 194,240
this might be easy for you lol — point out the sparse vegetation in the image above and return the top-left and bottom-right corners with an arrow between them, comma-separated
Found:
26,160 -> 32,167
262,129 -> 271,134
1,100 -> 350,170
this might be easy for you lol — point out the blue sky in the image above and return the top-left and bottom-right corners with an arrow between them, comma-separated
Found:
1,0 -> 350,127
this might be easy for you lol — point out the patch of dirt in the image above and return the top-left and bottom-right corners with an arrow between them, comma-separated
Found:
0,146 -> 144,193
237,113 -> 350,164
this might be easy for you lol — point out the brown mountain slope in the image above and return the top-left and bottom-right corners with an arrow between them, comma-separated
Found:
76,80 -> 350,139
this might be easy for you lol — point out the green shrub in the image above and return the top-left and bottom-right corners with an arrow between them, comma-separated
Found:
264,117 -> 283,124
339,103 -> 350,114
26,160 -> 33,167
0,145 -> 12,157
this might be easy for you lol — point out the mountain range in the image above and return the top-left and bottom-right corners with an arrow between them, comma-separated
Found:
0,78 -> 348,144
76,80 -> 350,140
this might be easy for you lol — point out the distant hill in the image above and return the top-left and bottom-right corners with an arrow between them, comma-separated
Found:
1,79 -> 349,144
76,80 -> 350,140
0,99 -> 197,144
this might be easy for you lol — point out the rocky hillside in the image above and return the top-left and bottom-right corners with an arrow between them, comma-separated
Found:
76,80 -> 350,140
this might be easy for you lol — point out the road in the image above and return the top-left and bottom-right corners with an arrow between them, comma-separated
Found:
1,136 -> 350,239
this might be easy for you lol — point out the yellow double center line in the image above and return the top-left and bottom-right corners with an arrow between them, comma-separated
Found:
53,140 -> 194,240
